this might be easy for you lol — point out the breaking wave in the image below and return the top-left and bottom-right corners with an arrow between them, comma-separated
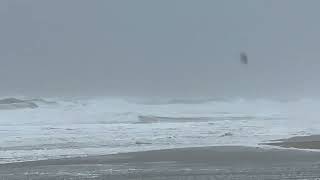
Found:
0,96 -> 320,163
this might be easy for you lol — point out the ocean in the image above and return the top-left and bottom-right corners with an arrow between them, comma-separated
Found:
0,96 -> 319,163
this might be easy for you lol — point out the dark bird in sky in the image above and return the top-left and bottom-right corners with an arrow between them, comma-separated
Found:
240,52 -> 248,65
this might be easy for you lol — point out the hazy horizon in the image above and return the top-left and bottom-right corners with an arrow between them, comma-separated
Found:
1,0 -> 320,98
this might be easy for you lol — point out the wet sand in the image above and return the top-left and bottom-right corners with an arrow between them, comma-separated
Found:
1,145 -> 320,179
265,135 -> 320,150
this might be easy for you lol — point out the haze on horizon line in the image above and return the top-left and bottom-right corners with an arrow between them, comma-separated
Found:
0,0 -> 319,98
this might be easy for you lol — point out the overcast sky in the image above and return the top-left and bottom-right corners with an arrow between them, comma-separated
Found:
0,0 -> 320,98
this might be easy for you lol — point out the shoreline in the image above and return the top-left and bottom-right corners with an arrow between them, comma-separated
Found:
1,135 -> 320,179
264,135 -> 320,150
1,144 -> 320,179
1,135 -> 318,166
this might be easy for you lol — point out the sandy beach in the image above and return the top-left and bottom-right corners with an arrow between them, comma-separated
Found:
265,135 -> 320,150
1,136 -> 320,180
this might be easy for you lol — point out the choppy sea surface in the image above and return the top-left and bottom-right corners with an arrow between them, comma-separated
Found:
0,96 -> 319,163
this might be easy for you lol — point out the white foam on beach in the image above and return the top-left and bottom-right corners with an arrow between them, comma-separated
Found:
0,97 -> 320,163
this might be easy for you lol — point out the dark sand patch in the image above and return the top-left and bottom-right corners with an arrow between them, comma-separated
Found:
264,135 -> 320,149
1,146 -> 320,179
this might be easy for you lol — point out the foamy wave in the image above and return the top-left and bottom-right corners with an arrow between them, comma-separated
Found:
0,96 -> 320,163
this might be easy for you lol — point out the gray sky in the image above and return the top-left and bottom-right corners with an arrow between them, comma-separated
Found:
0,0 -> 320,98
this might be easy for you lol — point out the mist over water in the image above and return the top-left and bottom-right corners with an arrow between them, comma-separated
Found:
0,0 -> 320,98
